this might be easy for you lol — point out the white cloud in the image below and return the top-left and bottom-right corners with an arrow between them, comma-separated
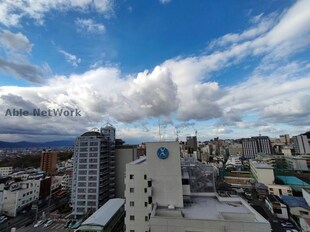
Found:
0,0 -> 114,27
75,18 -> 105,33
0,29 -> 49,83
160,0 -> 172,4
58,49 -> 81,67
1,0 -> 310,141
0,30 -> 32,52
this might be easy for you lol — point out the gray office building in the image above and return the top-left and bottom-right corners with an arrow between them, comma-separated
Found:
71,125 -> 116,216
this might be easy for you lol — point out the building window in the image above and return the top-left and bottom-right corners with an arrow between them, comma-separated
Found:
130,230 -> 135,232
130,188 -> 134,193
130,215 -> 135,221
148,196 -> 152,204
145,202 -> 148,207
144,175 -> 147,180
145,216 -> 148,221
144,188 -> 147,193
130,174 -> 134,179
130,201 -> 134,207
300,211 -> 309,215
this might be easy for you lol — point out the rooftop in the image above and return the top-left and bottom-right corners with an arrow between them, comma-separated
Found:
80,131 -> 101,137
154,196 -> 267,223
81,198 -> 125,227
250,160 -> 273,169
281,195 -> 310,210
130,156 -> 146,165
182,196 -> 252,221
277,176 -> 309,186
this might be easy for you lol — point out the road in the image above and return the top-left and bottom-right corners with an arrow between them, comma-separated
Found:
1,196 -> 69,232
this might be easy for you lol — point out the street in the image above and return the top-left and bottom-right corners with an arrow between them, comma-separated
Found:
1,196 -> 70,232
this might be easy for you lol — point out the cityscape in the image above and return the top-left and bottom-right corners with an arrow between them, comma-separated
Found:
0,0 -> 310,232
0,125 -> 309,231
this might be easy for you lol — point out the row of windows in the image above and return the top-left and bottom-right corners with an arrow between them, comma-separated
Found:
129,201 -> 148,207
129,187 -> 150,193
129,174 -> 147,180
129,215 -> 148,221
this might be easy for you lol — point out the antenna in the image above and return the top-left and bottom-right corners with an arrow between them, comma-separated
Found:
158,119 -> 161,141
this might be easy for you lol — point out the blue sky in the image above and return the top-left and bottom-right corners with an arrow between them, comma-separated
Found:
0,0 -> 309,143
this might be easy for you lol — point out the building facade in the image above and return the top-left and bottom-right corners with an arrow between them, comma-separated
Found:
40,150 -> 57,174
2,179 -> 40,217
242,136 -> 272,159
250,160 -> 275,185
125,141 -> 271,232
293,135 -> 310,155
0,167 -> 13,177
71,125 -> 116,217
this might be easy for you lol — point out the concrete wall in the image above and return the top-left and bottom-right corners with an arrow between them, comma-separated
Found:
115,146 -> 138,198
125,160 -> 150,232
146,142 -> 183,208
268,185 -> 292,197
149,216 -> 271,232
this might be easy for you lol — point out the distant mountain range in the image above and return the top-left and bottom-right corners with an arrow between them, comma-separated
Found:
302,131 -> 310,139
0,140 -> 74,149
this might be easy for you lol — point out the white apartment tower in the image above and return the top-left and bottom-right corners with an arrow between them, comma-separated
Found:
71,125 -> 116,216
293,135 -> 310,155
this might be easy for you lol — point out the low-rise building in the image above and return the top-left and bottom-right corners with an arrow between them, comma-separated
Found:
78,198 -> 125,232
281,195 -> 310,219
2,179 -> 40,217
250,160 -> 275,185
228,143 -> 243,156
265,194 -> 288,219
0,167 -> 13,176
268,184 -> 293,197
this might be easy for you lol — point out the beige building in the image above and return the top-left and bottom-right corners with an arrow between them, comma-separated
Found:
0,167 -> 13,176
250,160 -> 275,185
125,141 -> 271,232
268,184 -> 293,197
228,143 -> 243,156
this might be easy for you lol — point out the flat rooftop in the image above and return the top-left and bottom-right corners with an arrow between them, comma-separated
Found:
155,196 -> 265,222
182,196 -> 252,221
130,156 -> 146,165
251,161 -> 273,169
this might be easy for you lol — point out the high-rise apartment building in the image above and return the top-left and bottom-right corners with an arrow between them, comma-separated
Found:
125,141 -> 270,232
40,150 -> 57,174
71,125 -> 116,217
293,135 -> 310,155
242,136 -> 272,159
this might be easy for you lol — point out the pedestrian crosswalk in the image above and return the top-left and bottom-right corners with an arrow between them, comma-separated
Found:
17,222 -> 70,232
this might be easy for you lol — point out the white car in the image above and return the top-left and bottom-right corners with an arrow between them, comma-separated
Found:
43,219 -> 54,227
34,220 -> 46,227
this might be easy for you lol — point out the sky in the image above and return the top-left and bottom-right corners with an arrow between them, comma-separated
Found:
0,0 -> 309,143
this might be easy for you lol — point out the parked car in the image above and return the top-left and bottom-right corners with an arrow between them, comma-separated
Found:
43,219 -> 54,227
64,220 -> 72,228
34,220 -> 46,227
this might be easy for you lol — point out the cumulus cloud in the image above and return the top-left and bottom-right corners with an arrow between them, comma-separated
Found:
75,18 -> 105,33
0,29 -> 50,83
1,0 -> 310,141
0,30 -> 32,52
58,49 -> 81,67
0,58 -> 48,83
0,0 -> 114,27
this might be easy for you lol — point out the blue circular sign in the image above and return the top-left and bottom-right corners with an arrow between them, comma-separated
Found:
157,147 -> 169,160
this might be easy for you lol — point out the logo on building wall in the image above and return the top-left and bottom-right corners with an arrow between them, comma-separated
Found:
157,147 -> 169,160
